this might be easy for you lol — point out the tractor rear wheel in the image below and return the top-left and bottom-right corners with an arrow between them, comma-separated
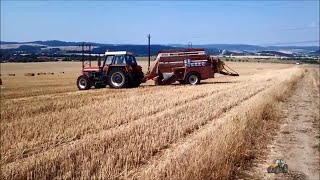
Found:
108,68 -> 128,88
77,75 -> 91,90
128,72 -> 143,88
185,72 -> 200,85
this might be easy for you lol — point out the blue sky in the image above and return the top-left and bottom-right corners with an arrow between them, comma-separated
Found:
1,1 -> 319,45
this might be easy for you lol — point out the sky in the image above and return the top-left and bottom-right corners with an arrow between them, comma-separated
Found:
1,0 -> 319,45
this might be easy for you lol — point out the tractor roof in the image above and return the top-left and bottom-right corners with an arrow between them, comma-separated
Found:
104,51 -> 133,55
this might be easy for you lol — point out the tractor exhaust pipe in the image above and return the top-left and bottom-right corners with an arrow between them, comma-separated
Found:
97,51 -> 102,70
148,34 -> 151,71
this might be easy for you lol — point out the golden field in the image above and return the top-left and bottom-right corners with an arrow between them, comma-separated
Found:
0,60 -> 318,179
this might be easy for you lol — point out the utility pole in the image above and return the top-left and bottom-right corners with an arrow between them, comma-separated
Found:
148,34 -> 151,71
188,41 -> 192,49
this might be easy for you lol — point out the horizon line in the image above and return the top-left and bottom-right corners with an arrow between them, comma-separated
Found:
0,40 -> 319,47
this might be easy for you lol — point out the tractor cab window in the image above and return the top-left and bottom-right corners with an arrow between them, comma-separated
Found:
105,55 -> 114,65
113,55 -> 126,64
125,55 -> 137,66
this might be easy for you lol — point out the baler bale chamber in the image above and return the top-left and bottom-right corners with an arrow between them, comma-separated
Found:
142,48 -> 239,85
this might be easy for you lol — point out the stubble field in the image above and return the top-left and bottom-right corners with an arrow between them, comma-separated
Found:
0,60 -> 318,179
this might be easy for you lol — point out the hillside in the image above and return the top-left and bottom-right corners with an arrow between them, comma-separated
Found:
0,40 -> 319,58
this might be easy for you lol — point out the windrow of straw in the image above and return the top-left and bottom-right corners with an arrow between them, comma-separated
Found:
135,69 -> 304,180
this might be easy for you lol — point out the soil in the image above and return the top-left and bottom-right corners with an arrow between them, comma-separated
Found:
244,70 -> 320,180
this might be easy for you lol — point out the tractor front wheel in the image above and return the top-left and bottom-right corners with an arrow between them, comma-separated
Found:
77,75 -> 91,90
108,68 -> 128,88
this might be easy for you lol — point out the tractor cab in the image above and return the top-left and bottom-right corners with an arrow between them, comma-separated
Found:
100,51 -> 139,72
77,51 -> 144,90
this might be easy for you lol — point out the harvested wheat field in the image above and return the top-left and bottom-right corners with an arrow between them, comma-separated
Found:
0,61 -> 319,179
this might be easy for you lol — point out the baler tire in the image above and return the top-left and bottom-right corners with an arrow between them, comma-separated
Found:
77,75 -> 91,90
108,68 -> 128,88
185,72 -> 200,85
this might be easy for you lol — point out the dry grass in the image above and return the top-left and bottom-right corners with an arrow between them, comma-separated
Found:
128,68 -> 304,180
0,61 -> 314,179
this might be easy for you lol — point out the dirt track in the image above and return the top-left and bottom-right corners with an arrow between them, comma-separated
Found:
244,68 -> 320,179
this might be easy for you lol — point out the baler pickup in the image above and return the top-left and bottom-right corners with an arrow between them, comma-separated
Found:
218,62 -> 239,76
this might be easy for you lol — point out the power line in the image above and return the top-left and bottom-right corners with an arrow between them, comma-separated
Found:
280,26 -> 319,31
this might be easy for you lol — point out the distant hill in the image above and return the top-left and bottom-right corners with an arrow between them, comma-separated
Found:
257,50 -> 294,57
308,49 -> 320,56
0,40 -> 107,47
1,40 -> 318,51
1,40 -> 319,56
169,43 -> 319,52
30,40 -> 85,46
0,40 -> 219,56
266,46 -> 319,51
0,40 -> 104,47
